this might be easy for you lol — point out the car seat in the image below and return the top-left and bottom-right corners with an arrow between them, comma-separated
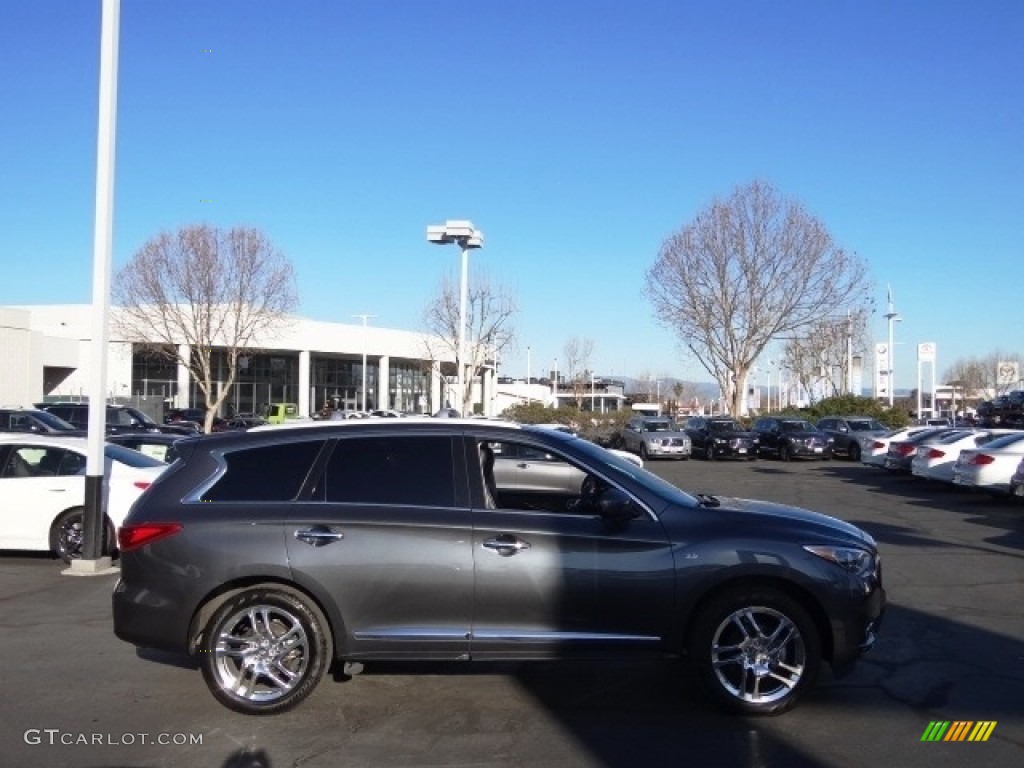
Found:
479,442 -> 498,509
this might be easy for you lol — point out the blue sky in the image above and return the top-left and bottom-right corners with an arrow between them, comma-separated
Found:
2,1 -> 1021,391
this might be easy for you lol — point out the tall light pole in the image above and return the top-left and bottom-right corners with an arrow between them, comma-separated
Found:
527,345 -> 531,384
884,286 -> 901,408
352,314 -> 375,412
427,220 -> 484,415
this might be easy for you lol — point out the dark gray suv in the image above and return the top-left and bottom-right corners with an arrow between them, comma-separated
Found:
113,420 -> 884,716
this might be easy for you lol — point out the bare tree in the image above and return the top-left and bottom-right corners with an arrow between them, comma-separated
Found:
422,273 -> 516,415
562,337 -> 595,409
943,351 -> 1024,398
112,224 -> 298,432
782,309 -> 870,403
645,181 -> 872,416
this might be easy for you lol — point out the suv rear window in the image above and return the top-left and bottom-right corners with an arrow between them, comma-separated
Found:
202,440 -> 326,502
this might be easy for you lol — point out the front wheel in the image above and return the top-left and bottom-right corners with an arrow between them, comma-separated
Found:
705,444 -> 715,461
689,587 -> 821,715
640,444 -> 649,461
848,442 -> 861,462
199,588 -> 331,715
779,444 -> 791,462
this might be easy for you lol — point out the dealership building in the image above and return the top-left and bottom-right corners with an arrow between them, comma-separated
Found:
0,304 -> 508,418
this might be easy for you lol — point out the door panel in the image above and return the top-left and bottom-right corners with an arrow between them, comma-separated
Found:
470,508 -> 675,658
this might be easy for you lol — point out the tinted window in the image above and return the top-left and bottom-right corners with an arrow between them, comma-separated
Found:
710,420 -> 741,432
781,421 -> 813,432
848,420 -> 884,432
203,440 -> 326,502
104,443 -> 168,468
320,435 -> 455,507
644,420 -> 673,432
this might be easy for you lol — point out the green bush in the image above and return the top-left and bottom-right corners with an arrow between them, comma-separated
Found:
790,395 -> 909,429
500,403 -> 634,446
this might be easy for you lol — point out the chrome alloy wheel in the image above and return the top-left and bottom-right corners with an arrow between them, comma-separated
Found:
709,606 -> 806,705
212,605 -> 311,704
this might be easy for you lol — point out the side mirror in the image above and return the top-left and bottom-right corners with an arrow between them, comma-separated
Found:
597,488 -> 641,525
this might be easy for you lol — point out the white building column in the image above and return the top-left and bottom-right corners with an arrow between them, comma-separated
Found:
176,344 -> 190,407
298,349 -> 311,417
430,361 -> 442,413
483,365 -> 495,417
377,355 -> 390,411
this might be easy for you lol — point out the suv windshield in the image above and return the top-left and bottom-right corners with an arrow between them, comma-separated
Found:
644,420 -> 674,432
849,420 -> 884,432
781,420 -> 813,432
709,420 -> 742,432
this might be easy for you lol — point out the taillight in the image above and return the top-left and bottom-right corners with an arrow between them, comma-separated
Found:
133,481 -> 152,491
969,454 -> 995,466
926,449 -> 945,459
118,523 -> 182,552
871,441 -> 885,449
896,443 -> 916,456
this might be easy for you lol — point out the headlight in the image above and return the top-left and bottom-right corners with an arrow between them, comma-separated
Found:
804,545 -> 876,577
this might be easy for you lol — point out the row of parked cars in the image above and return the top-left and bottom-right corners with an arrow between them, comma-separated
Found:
615,414 -> 866,462
859,423 -> 1024,498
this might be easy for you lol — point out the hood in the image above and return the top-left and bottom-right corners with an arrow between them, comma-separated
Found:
704,496 -> 875,547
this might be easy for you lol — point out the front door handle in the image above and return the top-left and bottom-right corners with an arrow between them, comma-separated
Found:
482,534 -> 531,557
294,525 -> 344,547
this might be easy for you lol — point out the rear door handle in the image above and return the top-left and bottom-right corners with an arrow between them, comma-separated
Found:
294,525 -> 344,547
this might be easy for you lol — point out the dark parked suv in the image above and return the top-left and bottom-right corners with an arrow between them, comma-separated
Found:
683,416 -> 759,460
39,403 -> 198,436
113,420 -> 884,716
753,417 -> 833,461
0,408 -> 85,436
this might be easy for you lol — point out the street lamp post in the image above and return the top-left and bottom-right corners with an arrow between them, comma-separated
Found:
884,287 -> 902,408
427,220 -> 483,415
352,314 -> 375,412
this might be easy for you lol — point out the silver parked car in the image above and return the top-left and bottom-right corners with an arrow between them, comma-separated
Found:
619,416 -> 691,460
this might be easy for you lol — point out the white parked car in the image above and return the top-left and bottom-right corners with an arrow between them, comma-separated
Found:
951,431 -> 1024,495
860,426 -> 934,468
910,429 -> 1018,484
0,434 -> 167,562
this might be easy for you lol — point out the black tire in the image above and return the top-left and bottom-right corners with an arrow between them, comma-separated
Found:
640,444 -> 649,461
50,508 -> 85,563
49,508 -> 113,563
779,444 -> 791,462
848,442 -> 861,462
705,443 -> 715,461
199,588 -> 331,715
689,587 -> 821,715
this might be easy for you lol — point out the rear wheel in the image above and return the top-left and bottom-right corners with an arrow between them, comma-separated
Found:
199,588 -> 331,715
689,587 -> 821,715
848,442 -> 861,462
49,508 -> 113,563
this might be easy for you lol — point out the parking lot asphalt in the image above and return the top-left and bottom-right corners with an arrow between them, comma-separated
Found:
1,458 -> 1022,768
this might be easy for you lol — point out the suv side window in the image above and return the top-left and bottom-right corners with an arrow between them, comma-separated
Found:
202,440 -> 326,502
321,435 -> 455,508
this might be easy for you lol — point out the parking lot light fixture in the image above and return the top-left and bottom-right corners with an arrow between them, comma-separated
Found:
353,314 -> 375,412
427,220 -> 484,415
